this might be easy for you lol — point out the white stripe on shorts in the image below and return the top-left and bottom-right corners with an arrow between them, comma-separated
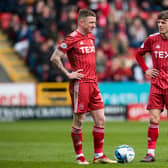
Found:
74,81 -> 79,113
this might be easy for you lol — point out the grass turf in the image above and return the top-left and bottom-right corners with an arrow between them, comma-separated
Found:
0,119 -> 168,168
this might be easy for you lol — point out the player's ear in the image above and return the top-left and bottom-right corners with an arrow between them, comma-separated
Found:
79,18 -> 85,26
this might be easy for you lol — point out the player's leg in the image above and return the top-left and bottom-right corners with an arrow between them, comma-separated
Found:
90,109 -> 117,163
141,92 -> 163,162
147,109 -> 160,156
71,113 -> 89,164
141,109 -> 160,162
69,81 -> 90,164
89,83 -> 116,163
90,108 -> 105,159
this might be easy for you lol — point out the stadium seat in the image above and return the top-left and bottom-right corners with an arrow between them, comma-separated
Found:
0,12 -> 12,30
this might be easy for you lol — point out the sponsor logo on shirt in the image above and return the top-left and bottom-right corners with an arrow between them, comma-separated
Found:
154,51 -> 168,58
79,46 -> 95,54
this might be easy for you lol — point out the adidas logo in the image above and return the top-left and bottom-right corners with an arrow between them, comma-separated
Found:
156,45 -> 160,49
80,41 -> 84,45
76,141 -> 82,146
148,137 -> 152,141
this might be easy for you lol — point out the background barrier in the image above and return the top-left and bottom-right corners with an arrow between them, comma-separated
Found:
99,82 -> 150,105
127,104 -> 167,121
0,82 -> 166,121
0,83 -> 36,106
37,82 -> 71,106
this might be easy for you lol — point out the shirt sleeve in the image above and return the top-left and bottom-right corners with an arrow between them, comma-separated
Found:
136,37 -> 151,56
57,35 -> 74,54
135,37 -> 151,72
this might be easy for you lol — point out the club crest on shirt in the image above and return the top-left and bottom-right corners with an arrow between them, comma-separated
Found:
60,42 -> 67,49
90,39 -> 94,45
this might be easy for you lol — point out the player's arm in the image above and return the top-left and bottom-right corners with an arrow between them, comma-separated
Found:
50,48 -> 84,80
136,53 -> 159,78
136,39 -> 159,78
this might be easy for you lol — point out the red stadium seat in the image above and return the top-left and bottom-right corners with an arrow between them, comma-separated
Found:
0,12 -> 12,30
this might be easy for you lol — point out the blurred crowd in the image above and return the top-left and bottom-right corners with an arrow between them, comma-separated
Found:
0,0 -> 167,82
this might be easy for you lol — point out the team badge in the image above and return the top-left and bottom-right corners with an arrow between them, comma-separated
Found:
79,104 -> 84,111
90,39 -> 94,45
60,42 -> 67,49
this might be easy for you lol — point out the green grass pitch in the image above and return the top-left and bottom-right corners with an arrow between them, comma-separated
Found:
0,119 -> 168,168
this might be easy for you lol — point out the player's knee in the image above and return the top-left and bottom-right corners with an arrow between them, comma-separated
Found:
73,118 -> 85,128
77,118 -> 85,127
149,115 -> 159,124
95,116 -> 105,127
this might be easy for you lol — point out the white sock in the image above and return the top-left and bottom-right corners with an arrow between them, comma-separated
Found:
94,152 -> 103,158
76,153 -> 84,158
147,149 -> 155,156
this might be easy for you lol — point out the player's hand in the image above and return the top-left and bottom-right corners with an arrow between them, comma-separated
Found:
145,69 -> 159,78
68,69 -> 84,80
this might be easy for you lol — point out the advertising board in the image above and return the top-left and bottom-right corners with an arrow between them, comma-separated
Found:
99,82 -> 150,105
37,83 -> 71,106
0,83 -> 36,106
127,104 -> 167,121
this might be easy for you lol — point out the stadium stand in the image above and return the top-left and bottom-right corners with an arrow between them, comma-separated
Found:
0,0 -> 166,82
0,31 -> 37,82
0,65 -> 11,82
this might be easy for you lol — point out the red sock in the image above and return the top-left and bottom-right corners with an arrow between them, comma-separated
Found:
71,127 -> 83,155
92,126 -> 104,153
148,122 -> 159,150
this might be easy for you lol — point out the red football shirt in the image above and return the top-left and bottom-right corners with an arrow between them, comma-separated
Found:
136,33 -> 168,92
57,30 -> 97,82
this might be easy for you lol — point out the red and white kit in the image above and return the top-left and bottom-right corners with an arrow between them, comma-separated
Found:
136,33 -> 168,110
58,30 -> 104,113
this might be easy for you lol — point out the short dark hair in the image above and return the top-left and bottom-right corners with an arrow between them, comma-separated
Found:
157,10 -> 168,20
78,9 -> 96,21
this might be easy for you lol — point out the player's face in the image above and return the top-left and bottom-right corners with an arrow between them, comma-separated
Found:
81,16 -> 96,34
157,19 -> 168,34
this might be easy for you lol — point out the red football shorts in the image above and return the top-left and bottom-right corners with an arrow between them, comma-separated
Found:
69,81 -> 104,113
147,88 -> 168,111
